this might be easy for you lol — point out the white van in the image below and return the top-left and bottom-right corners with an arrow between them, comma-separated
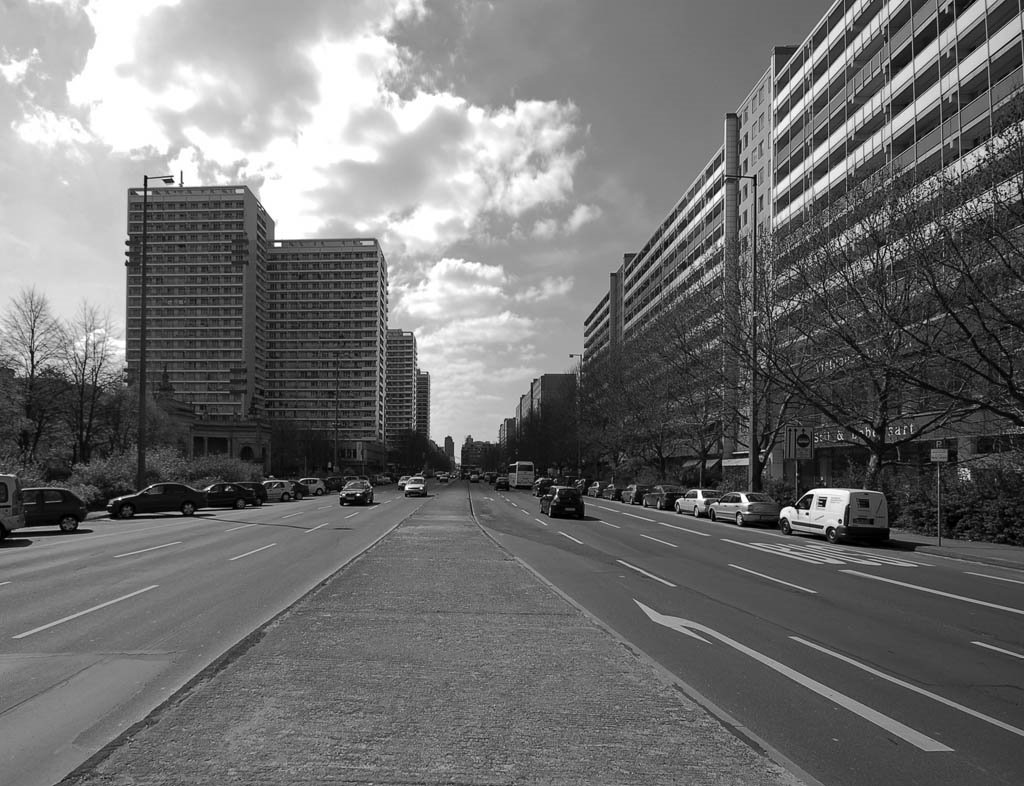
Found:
0,474 -> 26,540
779,488 -> 889,544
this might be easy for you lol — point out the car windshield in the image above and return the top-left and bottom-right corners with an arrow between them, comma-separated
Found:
409,477 -> 425,483
343,481 -> 369,490
745,493 -> 775,502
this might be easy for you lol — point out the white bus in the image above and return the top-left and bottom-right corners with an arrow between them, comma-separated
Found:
507,461 -> 536,490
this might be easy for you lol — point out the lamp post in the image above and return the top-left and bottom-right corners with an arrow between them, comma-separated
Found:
569,352 -> 584,476
723,172 -> 759,491
135,173 -> 176,491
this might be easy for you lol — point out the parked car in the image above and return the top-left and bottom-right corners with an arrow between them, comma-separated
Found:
708,491 -> 781,527
397,475 -> 411,490
404,476 -> 427,497
600,484 -> 623,501
21,487 -> 88,533
674,488 -> 723,517
540,486 -> 585,519
203,482 -> 257,509
263,479 -> 296,502
324,476 -> 346,492
586,481 -> 608,497
779,488 -> 889,543
574,478 -> 591,494
339,480 -> 374,505
1,473 -> 26,540
621,484 -> 651,505
107,483 -> 206,519
287,480 -> 309,500
300,477 -> 327,496
494,475 -> 510,491
531,477 -> 555,497
236,481 -> 267,505
642,485 -> 686,511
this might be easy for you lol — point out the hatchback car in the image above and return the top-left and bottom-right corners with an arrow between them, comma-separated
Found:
642,485 -> 686,511
404,476 -> 427,497
235,481 -> 267,505
300,477 -> 327,496
708,491 -> 781,527
540,486 -> 585,519
21,487 -> 88,533
532,477 -> 555,497
262,479 -> 296,502
339,480 -> 374,505
621,484 -> 651,505
675,488 -> 723,517
494,475 -> 510,491
203,482 -> 257,509
286,480 -> 309,500
397,475 -> 411,490
600,484 -> 623,501
107,483 -> 206,519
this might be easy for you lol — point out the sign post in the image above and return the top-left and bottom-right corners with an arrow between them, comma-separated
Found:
784,426 -> 814,500
931,442 -> 949,546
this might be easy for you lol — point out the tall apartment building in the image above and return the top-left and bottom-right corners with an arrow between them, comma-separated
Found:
385,329 -> 418,449
415,370 -> 430,441
266,238 -> 388,468
444,435 -> 455,463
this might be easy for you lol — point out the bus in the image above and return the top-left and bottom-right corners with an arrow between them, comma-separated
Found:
507,461 -> 536,490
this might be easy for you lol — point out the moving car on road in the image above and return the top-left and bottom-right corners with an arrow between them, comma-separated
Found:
106,483 -> 206,519
339,480 -> 374,505
494,475 -> 510,491
21,487 -> 87,533
708,491 -> 780,527
540,486 -> 585,519
404,476 -> 427,497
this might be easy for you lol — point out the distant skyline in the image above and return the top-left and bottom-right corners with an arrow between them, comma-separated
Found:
1,0 -> 829,451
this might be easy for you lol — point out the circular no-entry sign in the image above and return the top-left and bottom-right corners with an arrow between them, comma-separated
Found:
796,432 -> 811,448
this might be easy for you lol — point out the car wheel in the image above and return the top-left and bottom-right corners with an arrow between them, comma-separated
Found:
282,492 -> 291,502
693,506 -> 701,518
642,499 -> 648,508
315,489 -> 324,496
826,527 -> 840,544
181,501 -> 196,516
233,498 -> 246,509
709,509 -> 717,522
735,512 -> 745,527
295,492 -> 304,501
119,504 -> 136,519
255,498 -> 263,507
59,515 -> 79,533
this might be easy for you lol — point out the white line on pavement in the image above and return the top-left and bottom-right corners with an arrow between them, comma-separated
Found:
616,560 -> 676,587
521,509 -> 530,515
966,571 -> 1024,586
597,519 -> 621,528
113,541 -> 182,559
730,564 -> 817,593
559,531 -> 584,545
281,512 -> 303,519
344,512 -> 360,519
659,521 -> 711,536
228,543 -> 277,561
304,522 -> 331,534
972,641 -> 1024,660
842,570 -> 1024,615
534,518 -> 549,527
225,523 -> 259,532
794,635 -> 1024,738
640,533 -> 677,548
0,581 -> 10,587
13,585 -> 159,639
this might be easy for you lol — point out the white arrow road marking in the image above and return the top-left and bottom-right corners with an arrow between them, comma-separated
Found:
14,585 -> 159,639
794,636 -> 1024,739
842,570 -> 1024,615
635,600 -> 952,752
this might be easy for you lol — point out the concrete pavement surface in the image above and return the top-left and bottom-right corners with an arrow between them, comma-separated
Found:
890,529 -> 1024,571
63,493 -> 806,786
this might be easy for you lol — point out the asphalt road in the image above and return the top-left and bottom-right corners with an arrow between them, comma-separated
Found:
474,486 -> 1024,786
0,487 -> 419,786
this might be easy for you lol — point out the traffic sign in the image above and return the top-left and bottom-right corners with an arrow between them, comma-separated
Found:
784,426 -> 814,460
930,448 -> 949,462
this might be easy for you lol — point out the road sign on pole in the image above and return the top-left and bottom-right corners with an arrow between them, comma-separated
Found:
785,426 -> 814,460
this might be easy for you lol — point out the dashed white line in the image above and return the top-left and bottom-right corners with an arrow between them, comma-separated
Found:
559,532 -> 584,545
0,581 -> 11,587
730,564 -> 817,593
967,571 -> 1024,586
303,521 -> 331,534
972,641 -> 1024,660
640,533 -> 677,548
534,518 -> 549,527
13,585 -> 159,639
281,511 -> 303,519
659,521 -> 711,537
344,512 -> 360,519
597,519 -> 621,529
616,560 -> 677,587
113,541 -> 182,559
842,570 -> 1024,615
225,523 -> 259,532
228,543 -> 277,561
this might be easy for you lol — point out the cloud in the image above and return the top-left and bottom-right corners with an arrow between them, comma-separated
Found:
514,276 -> 574,303
0,48 -> 39,84
565,203 -> 601,233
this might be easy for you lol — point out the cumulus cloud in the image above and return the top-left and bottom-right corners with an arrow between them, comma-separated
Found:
0,48 -> 39,84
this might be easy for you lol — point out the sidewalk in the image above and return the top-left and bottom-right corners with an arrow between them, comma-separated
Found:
889,530 -> 1024,571
63,496 -> 806,786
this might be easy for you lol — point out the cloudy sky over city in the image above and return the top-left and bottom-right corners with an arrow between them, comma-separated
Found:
1,0 -> 827,453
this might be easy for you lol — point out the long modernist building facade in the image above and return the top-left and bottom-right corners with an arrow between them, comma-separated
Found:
583,0 -> 1024,479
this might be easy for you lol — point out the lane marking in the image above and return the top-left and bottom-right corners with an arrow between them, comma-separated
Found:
842,570 -> 1024,616
225,523 -> 258,532
534,518 -> 549,527
640,533 -> 677,548
344,512 -> 360,519
616,560 -> 677,587
228,543 -> 277,561
113,541 -> 182,559
722,538 -> 832,564
520,509 -> 530,515
281,512 -> 303,519
793,636 -> 1024,739
659,521 -> 711,537
967,571 -> 1024,586
596,519 -> 621,529
13,585 -> 159,639
730,564 -> 817,593
303,522 -> 331,534
636,601 -> 952,752
0,581 -> 11,587
559,531 -> 584,545
972,641 -> 1024,661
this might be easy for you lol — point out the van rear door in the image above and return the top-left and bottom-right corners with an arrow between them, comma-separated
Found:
0,474 -> 26,539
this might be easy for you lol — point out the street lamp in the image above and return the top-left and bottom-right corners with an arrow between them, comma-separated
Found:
569,353 -> 584,476
723,172 -> 759,491
134,173 -> 176,491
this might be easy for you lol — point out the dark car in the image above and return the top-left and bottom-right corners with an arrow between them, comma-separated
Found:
621,484 -> 651,505
600,484 -> 623,501
203,482 -> 257,509
642,484 -> 686,511
106,483 -> 206,519
235,481 -> 267,505
494,475 -> 510,491
586,481 -> 608,497
339,480 -> 374,505
540,486 -> 585,519
287,480 -> 309,500
532,477 -> 555,497
21,487 -> 88,533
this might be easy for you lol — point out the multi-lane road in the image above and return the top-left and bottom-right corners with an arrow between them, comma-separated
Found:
475,486 -> 1024,786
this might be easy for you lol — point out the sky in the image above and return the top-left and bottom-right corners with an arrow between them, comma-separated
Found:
0,0 -> 829,454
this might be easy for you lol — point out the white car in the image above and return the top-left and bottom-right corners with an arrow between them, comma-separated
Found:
299,477 -> 327,496
404,476 -> 427,497
397,475 -> 411,490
